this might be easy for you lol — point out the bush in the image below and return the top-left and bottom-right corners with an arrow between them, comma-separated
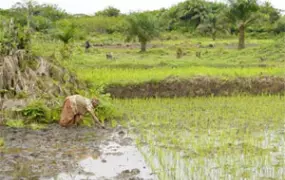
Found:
18,100 -> 52,124
273,16 -> 285,34
31,16 -> 52,32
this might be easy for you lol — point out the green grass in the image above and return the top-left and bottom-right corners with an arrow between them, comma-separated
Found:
73,66 -> 284,86
114,96 -> 285,179
29,123 -> 47,130
40,36 -> 283,87
5,120 -> 25,128
31,35 -> 285,87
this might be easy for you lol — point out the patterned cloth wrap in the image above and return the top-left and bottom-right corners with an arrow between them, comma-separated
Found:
59,95 -> 94,127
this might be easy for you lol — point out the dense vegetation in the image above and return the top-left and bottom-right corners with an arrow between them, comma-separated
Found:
1,0 -> 285,53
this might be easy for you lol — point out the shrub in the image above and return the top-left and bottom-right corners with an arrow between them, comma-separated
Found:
273,16 -> 285,34
18,100 -> 52,124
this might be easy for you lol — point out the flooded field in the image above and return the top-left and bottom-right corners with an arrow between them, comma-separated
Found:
0,125 -> 155,180
0,96 -> 284,180
115,96 -> 285,179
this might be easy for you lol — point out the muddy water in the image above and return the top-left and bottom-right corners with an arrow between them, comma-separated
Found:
0,124 -> 156,180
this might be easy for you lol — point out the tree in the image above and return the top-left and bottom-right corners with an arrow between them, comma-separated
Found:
56,24 -> 76,45
260,1 -> 280,24
226,0 -> 259,49
125,13 -> 160,52
95,6 -> 120,17
0,18 -> 31,55
177,0 -> 210,30
197,3 -> 228,40
55,21 -> 77,59
273,16 -> 285,34
11,0 -> 37,28
8,0 -> 67,32
198,13 -> 228,40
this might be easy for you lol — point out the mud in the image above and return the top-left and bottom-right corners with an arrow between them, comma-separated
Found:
105,75 -> 285,98
0,125 -> 155,180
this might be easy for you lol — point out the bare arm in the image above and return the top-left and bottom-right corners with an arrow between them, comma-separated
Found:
89,110 -> 105,128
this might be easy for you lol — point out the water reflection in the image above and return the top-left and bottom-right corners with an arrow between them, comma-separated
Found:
50,139 -> 156,180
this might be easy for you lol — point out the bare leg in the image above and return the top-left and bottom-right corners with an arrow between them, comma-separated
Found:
74,114 -> 83,126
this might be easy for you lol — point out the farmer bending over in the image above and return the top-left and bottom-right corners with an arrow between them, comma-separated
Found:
59,94 -> 105,128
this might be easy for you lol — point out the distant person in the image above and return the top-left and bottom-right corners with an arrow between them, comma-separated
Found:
59,95 -> 105,128
85,41 -> 91,52
106,52 -> 113,60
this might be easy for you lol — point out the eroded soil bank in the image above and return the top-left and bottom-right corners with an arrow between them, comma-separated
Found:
0,124 -> 155,180
105,76 -> 285,98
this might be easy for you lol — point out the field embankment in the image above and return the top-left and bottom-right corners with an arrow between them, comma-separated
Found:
105,75 -> 285,98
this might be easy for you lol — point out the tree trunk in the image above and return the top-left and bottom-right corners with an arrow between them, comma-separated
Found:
238,24 -> 245,49
140,41 -> 147,52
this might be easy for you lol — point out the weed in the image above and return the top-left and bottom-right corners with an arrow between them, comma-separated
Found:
0,138 -> 4,147
29,123 -> 47,130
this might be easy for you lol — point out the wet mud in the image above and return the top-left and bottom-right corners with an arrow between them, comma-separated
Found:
0,124 -> 155,180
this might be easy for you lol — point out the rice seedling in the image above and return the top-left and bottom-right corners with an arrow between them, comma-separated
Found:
114,95 -> 285,179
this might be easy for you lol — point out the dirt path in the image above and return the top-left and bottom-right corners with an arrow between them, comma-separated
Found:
0,124 -> 156,180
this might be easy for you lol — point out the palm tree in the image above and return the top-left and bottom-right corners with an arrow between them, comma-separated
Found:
226,0 -> 259,49
125,13 -> 160,52
56,23 -> 76,45
55,23 -> 77,59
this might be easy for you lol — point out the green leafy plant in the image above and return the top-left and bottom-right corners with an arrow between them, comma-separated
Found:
95,95 -> 122,123
56,22 -> 76,45
125,12 -> 160,52
19,100 -> 51,124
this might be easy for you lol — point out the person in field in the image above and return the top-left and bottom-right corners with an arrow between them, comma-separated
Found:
59,94 -> 105,128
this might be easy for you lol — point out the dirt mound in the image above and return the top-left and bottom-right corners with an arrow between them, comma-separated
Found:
105,75 -> 285,98
0,51 -> 85,109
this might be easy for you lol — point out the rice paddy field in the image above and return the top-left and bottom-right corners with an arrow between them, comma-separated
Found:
114,96 -> 285,179
35,36 -> 285,179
